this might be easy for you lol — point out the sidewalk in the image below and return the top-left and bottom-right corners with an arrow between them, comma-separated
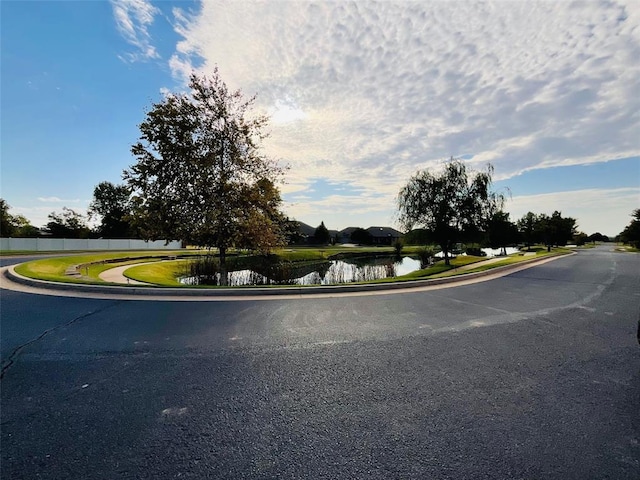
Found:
98,264 -> 151,285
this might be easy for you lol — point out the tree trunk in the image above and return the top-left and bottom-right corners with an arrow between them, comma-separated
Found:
443,246 -> 450,266
219,246 -> 228,286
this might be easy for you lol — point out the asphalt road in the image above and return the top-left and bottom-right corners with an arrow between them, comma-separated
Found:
1,246 -> 639,479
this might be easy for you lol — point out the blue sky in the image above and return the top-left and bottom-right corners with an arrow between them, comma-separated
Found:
1,0 -> 639,237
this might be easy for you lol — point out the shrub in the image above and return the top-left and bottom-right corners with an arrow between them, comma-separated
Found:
393,239 -> 404,256
417,246 -> 435,268
184,255 -> 220,285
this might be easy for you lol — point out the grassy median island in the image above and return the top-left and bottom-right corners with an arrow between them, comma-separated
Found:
11,247 -> 378,285
12,246 -> 572,287
12,250 -> 197,285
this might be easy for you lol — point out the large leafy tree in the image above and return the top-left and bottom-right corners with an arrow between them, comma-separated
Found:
88,181 -> 135,238
397,159 -> 503,265
124,68 -> 283,278
124,70 -> 285,281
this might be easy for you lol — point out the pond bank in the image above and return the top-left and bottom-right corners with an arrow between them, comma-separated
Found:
2,253 -> 575,301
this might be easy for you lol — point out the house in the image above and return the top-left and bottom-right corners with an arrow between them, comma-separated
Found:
289,221 -> 339,245
287,221 -> 316,245
338,227 -> 359,243
296,221 -> 316,238
366,226 -> 404,245
292,222 -> 404,245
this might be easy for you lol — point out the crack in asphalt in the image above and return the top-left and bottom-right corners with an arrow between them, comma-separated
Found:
0,301 -> 122,380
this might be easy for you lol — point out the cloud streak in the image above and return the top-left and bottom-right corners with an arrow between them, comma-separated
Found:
37,197 -> 80,203
111,0 -> 160,61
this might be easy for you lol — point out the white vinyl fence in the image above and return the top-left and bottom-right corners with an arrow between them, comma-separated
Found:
0,238 -> 183,251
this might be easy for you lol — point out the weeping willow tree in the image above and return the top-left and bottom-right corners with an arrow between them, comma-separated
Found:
397,158 -> 504,265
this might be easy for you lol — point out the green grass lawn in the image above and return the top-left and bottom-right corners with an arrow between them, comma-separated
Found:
125,260 -> 188,286
12,245 -> 572,287
13,251 -> 191,284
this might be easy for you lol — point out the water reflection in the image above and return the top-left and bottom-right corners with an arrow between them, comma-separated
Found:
434,247 -> 520,258
180,256 -> 422,286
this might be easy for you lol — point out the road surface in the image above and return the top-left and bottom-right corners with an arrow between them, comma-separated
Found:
1,246 -> 639,479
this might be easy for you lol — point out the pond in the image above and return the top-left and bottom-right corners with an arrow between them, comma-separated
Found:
180,256 -> 422,287
434,246 -> 520,258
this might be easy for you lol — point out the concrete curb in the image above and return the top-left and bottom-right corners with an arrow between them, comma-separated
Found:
3,253 -> 574,298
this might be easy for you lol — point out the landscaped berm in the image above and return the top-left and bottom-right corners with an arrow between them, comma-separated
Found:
12,245 -> 572,288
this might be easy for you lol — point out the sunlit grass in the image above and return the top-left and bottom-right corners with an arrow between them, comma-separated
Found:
13,251 -> 190,284
125,260 -> 186,286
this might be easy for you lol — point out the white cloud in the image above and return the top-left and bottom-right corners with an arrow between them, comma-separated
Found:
167,1 -> 640,230
111,0 -> 160,61
37,197 -> 80,203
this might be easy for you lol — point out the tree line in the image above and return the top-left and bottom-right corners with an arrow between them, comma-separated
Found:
1,69 -> 637,261
0,184 -> 139,240
396,160 -> 593,264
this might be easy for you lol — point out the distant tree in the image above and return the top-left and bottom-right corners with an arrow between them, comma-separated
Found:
282,219 -> 305,245
402,228 -> 432,246
45,207 -> 90,238
1,198 -> 16,237
0,200 -> 40,237
88,181 -> 135,238
486,211 -> 519,255
11,215 -> 40,237
397,158 -> 503,265
517,212 -> 538,251
393,238 -> 404,255
314,221 -> 330,245
587,232 -> 609,243
574,232 -> 588,246
535,211 -> 577,250
533,214 -> 552,250
619,209 -> 640,248
549,211 -> 577,247
124,70 -> 286,283
350,227 -> 373,245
